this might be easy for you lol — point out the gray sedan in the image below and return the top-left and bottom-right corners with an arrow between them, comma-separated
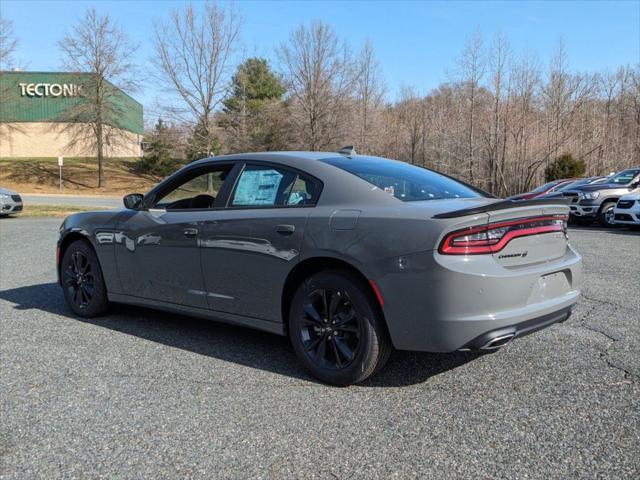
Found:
0,187 -> 23,216
57,151 -> 582,385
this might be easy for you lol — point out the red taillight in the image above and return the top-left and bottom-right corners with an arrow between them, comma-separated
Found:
439,215 -> 568,255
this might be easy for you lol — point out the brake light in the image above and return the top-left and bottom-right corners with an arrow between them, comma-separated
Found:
439,215 -> 568,255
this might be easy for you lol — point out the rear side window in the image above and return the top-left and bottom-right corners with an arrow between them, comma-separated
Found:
321,156 -> 484,202
230,164 -> 318,207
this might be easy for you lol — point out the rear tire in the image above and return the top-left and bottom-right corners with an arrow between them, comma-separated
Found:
60,239 -> 109,317
598,201 -> 617,228
288,270 -> 391,386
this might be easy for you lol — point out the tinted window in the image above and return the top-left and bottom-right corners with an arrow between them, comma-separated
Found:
530,180 -> 561,194
608,169 -> 640,185
321,156 -> 484,202
155,166 -> 231,210
230,165 -> 317,207
558,178 -> 596,191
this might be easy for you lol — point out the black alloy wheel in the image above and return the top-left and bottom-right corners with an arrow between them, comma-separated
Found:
289,271 -> 392,386
61,240 -> 109,317
64,251 -> 95,310
300,288 -> 362,370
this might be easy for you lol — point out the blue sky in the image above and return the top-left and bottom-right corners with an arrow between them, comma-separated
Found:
2,0 -> 639,110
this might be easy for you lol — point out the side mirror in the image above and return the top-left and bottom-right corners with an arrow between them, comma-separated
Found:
123,193 -> 144,210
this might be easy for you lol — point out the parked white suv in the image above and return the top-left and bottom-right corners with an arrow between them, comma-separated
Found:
613,193 -> 640,228
0,187 -> 23,216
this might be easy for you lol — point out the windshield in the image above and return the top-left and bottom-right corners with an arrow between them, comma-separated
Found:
558,178 -> 598,191
608,169 -> 640,185
530,180 -> 562,194
321,156 -> 485,202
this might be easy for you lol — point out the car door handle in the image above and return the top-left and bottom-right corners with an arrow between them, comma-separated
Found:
183,227 -> 199,237
275,224 -> 295,235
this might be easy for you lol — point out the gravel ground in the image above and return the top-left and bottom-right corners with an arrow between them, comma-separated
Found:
1,217 -> 638,479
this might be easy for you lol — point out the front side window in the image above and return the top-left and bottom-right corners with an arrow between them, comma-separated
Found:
230,165 -> 317,207
321,156 -> 484,202
155,166 -> 231,210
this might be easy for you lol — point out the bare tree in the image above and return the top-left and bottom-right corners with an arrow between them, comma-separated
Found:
484,32 -> 510,194
279,21 -> 357,150
629,66 -> 640,163
506,52 -> 541,193
354,40 -> 386,153
541,41 -> 594,170
0,18 -> 22,145
153,1 -> 241,157
396,87 -> 425,164
58,8 -> 138,187
457,28 -> 486,183
0,18 -> 17,69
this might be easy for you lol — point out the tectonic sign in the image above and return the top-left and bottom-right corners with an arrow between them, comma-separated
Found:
19,83 -> 85,98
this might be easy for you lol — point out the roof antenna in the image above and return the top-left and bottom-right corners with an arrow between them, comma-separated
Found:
338,146 -> 357,157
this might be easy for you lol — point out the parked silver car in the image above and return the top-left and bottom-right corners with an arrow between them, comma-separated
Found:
57,151 -> 582,385
0,187 -> 23,216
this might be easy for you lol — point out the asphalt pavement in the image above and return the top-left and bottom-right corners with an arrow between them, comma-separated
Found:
0,217 -> 638,479
21,194 -> 122,208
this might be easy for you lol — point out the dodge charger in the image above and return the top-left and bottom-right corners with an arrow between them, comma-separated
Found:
57,150 -> 582,385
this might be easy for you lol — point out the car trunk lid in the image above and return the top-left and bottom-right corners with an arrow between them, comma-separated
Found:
433,198 -> 570,267
486,203 -> 569,267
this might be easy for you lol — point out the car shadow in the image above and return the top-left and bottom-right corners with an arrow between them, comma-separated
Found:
0,282 -> 480,388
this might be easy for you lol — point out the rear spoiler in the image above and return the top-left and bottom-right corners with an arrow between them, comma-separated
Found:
433,197 -> 570,219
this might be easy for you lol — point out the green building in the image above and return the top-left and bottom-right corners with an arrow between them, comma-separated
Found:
0,71 -> 143,158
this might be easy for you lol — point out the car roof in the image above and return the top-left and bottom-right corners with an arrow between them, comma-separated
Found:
188,151 -> 352,177
191,151 -> 340,165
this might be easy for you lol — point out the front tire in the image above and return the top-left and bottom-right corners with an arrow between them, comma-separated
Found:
288,271 -> 391,386
61,239 -> 109,317
598,201 -> 618,228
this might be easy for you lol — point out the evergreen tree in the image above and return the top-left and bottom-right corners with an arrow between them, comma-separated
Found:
137,119 -> 181,176
545,153 -> 586,181
219,58 -> 288,152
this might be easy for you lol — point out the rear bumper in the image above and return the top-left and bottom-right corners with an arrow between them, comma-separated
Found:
373,245 -> 582,352
459,305 -> 573,351
424,289 -> 579,352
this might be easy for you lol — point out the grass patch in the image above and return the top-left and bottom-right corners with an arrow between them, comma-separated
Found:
11,204 -> 111,218
0,157 -> 163,195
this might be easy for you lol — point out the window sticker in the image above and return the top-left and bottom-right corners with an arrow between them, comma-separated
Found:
233,169 -> 283,205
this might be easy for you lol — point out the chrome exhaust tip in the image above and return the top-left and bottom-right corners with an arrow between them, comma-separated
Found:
480,332 -> 516,350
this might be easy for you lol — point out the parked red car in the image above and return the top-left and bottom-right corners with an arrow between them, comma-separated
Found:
510,179 -> 576,201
